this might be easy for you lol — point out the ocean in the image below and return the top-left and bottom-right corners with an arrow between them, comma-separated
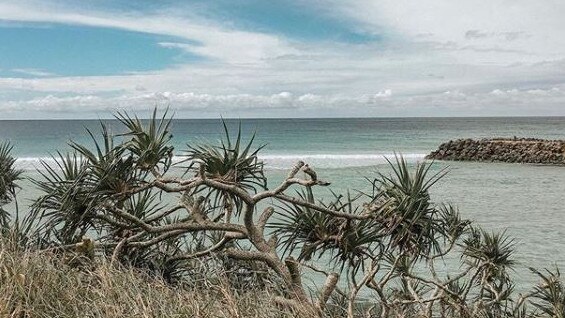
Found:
1,117 -> 565,288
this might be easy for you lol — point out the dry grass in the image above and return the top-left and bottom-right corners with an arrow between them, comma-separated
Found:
0,241 -> 313,318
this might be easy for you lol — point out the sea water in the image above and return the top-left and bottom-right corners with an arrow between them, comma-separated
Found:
1,117 -> 565,288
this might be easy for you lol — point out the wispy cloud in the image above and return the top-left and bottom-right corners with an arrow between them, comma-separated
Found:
322,0 -> 565,63
0,0 -> 564,118
0,1 -> 298,65
465,30 -> 529,42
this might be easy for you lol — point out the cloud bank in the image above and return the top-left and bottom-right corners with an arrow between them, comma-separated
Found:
4,86 -> 564,118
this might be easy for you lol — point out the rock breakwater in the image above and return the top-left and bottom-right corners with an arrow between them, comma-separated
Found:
427,137 -> 565,164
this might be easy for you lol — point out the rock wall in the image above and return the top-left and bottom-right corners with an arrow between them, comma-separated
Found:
426,137 -> 565,164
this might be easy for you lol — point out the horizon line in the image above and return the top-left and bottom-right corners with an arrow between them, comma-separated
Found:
2,115 -> 565,121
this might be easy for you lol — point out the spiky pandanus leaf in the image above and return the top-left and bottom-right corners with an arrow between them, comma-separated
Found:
117,108 -> 174,172
270,188 -> 383,272
101,189 -> 167,243
70,122 -> 143,196
369,156 -> 447,257
183,120 -> 266,216
185,121 -> 266,189
0,141 -> 23,229
31,122 -> 144,244
462,228 -> 516,287
529,267 -> 565,318
0,142 -> 21,204
30,151 -> 94,243
438,203 -> 472,241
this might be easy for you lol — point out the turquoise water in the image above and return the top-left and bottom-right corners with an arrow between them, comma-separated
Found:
1,117 -> 565,288
3,117 -> 565,167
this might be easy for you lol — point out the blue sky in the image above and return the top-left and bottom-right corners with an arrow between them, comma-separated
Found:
0,1 -> 377,77
0,24 -> 202,77
0,0 -> 564,118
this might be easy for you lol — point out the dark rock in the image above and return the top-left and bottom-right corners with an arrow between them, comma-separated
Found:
426,137 -> 565,165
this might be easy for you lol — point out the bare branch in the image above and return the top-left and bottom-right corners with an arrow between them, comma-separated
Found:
274,194 -> 370,220
317,272 -> 339,312
164,234 -> 244,263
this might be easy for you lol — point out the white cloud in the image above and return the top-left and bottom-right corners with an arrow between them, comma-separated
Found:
374,89 -> 392,98
0,0 -> 564,117
321,0 -> 565,65
0,1 -> 298,65
2,86 -> 565,118
0,92 -> 316,114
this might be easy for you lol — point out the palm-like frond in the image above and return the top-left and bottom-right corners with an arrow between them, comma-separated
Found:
183,121 -> 266,218
70,122 -> 142,196
270,188 -> 383,272
529,267 -> 565,318
462,228 -> 516,282
31,121 -> 148,243
123,189 -> 164,220
99,189 -> 168,240
184,120 -> 266,191
370,155 -> 446,257
0,141 -> 23,228
30,151 -> 93,243
438,203 -> 472,241
117,108 -> 174,172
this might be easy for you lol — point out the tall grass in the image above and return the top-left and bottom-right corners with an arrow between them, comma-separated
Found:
0,241 -> 310,318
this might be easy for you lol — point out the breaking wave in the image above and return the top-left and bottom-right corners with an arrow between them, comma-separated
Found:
15,153 -> 428,171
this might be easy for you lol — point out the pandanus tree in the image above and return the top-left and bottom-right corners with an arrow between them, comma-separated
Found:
1,109 -> 564,317
0,142 -> 22,230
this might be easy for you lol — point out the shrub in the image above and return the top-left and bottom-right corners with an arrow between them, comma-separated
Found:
0,109 -> 562,318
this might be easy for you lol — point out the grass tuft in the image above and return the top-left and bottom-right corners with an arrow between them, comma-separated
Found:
0,241 -> 310,318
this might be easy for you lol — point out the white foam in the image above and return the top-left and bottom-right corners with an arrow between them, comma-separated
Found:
15,153 -> 427,171
15,157 -> 55,171
259,153 -> 427,169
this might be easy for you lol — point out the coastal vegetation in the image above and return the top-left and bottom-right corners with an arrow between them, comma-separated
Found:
0,110 -> 564,318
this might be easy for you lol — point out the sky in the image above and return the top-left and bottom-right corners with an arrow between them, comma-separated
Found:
0,0 -> 564,119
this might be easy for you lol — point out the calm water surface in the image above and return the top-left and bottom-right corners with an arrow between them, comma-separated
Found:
1,117 -> 564,288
